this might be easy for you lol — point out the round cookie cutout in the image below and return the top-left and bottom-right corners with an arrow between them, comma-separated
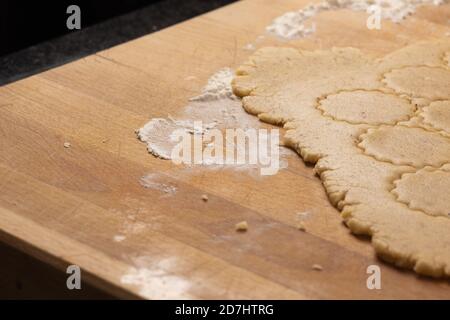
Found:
422,100 -> 450,133
393,168 -> 450,217
317,90 -> 415,125
383,66 -> 450,100
359,126 -> 450,167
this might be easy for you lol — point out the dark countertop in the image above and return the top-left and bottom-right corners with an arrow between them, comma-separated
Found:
0,0 -> 236,86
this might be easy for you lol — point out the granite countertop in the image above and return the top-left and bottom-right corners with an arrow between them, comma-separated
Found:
0,0 -> 236,86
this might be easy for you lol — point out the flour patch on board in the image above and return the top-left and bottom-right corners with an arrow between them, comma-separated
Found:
138,68 -> 291,176
121,256 -> 192,299
140,173 -> 178,197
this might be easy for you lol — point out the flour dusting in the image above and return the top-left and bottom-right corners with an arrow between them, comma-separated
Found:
138,118 -> 177,159
266,0 -> 447,40
113,235 -> 126,242
189,68 -> 237,102
121,257 -> 192,299
138,68 -> 292,176
140,173 -> 178,196
243,43 -> 256,51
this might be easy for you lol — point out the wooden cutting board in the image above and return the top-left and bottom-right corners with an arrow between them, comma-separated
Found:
0,0 -> 449,299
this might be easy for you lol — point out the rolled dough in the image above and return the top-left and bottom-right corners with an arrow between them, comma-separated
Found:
422,100 -> 450,133
232,39 -> 450,277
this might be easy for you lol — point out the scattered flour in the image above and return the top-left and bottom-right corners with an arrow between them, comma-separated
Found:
295,211 -> 312,231
140,173 -> 178,196
113,235 -> 126,242
243,43 -> 256,51
122,220 -> 147,234
184,75 -> 197,81
296,211 -> 312,220
189,68 -> 237,102
137,68 -> 292,176
138,118 -> 177,159
138,117 -> 218,159
266,0 -> 447,40
121,257 -> 192,299
243,35 -> 266,53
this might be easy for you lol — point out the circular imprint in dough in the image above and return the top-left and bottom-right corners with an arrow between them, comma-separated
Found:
317,90 -> 415,125
383,66 -> 450,100
359,126 -> 450,167
422,100 -> 450,133
392,169 -> 450,217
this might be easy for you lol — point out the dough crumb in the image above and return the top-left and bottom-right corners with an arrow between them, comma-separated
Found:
297,221 -> 306,232
312,264 -> 323,271
63,142 -> 71,148
235,221 -> 248,232
201,194 -> 209,202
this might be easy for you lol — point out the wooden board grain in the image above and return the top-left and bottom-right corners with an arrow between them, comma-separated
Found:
0,0 -> 449,299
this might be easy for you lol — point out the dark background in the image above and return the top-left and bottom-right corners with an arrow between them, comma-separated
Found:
0,0 -> 236,85
0,1 -> 163,56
